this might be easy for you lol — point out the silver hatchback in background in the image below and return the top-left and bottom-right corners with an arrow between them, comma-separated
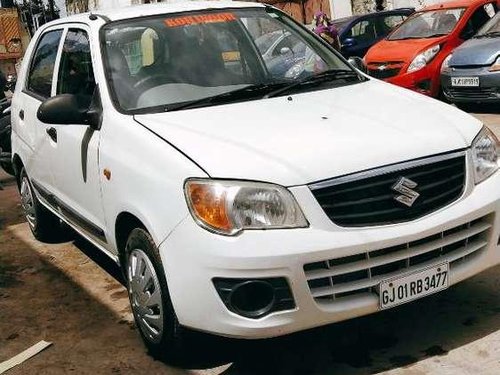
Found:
441,8 -> 500,110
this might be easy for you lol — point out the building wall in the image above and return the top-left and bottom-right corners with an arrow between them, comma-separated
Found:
66,0 -> 200,14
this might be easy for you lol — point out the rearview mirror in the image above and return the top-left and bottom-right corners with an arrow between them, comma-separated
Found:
460,24 -> 475,40
37,93 -> 101,130
347,56 -> 367,73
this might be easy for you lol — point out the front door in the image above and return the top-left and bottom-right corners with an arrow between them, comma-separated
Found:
51,26 -> 107,245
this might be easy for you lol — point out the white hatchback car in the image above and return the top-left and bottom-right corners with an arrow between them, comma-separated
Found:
10,0 -> 500,362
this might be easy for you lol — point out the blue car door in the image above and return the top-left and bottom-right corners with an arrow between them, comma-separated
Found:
341,17 -> 378,57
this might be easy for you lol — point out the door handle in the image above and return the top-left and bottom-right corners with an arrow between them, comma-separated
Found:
46,127 -> 57,143
19,110 -> 24,120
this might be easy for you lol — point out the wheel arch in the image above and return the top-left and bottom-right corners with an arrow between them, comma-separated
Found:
115,211 -> 148,259
12,153 -> 24,187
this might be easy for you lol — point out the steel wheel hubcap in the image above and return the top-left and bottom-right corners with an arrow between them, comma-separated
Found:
20,176 -> 36,229
127,249 -> 164,343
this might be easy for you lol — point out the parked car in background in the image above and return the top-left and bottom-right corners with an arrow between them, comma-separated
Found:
255,30 -> 306,77
332,8 -> 414,57
364,0 -> 499,97
441,10 -> 500,110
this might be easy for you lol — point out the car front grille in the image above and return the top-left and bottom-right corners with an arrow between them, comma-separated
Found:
304,215 -> 492,303
367,61 -> 404,79
310,152 -> 466,227
368,67 -> 401,79
446,87 -> 498,100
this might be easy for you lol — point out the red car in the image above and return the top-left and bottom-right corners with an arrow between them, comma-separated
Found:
364,0 -> 499,97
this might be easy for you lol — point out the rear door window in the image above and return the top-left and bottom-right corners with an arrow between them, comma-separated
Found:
348,19 -> 377,42
464,2 -> 497,36
26,30 -> 63,98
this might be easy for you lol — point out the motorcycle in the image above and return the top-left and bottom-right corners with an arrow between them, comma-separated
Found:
0,97 -> 13,176
5,73 -> 16,92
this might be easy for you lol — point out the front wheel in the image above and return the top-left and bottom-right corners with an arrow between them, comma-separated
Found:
124,228 -> 190,364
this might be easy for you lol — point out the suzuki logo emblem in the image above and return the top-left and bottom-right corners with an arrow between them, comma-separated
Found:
378,64 -> 388,71
392,177 -> 420,207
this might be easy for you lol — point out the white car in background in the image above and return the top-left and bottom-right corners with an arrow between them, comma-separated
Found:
10,0 -> 500,363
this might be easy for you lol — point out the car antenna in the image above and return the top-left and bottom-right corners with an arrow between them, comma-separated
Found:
89,12 -> 111,23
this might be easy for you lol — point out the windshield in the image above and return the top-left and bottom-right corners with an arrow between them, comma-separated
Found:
475,11 -> 500,36
102,8 -> 356,113
388,8 -> 465,40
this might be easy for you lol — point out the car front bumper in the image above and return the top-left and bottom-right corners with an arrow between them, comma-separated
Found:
159,155 -> 500,339
441,67 -> 500,103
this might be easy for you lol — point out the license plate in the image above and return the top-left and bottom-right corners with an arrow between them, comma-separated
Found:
379,263 -> 449,310
451,77 -> 479,87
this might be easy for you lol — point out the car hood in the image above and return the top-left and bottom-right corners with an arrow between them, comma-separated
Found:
450,37 -> 500,66
134,80 -> 481,187
365,36 -> 447,63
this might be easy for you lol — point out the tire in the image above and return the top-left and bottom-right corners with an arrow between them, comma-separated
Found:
19,168 -> 62,242
123,228 -> 190,364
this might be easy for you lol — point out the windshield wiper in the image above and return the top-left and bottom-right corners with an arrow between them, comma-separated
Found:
389,33 -> 447,40
265,69 -> 363,98
424,33 -> 448,38
165,83 -> 287,111
473,31 -> 500,38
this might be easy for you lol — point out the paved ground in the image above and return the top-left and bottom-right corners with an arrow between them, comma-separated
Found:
0,108 -> 499,374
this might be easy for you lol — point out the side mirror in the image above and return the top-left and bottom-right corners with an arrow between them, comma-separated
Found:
343,37 -> 357,48
348,56 -> 367,73
280,46 -> 292,55
460,24 -> 475,40
37,92 -> 102,130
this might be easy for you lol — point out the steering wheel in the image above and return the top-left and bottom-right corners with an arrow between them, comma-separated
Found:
133,73 -> 179,91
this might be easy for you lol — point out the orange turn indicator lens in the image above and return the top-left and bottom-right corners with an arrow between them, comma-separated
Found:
187,183 -> 232,232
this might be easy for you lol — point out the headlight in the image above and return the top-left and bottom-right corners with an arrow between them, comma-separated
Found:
407,45 -> 440,73
184,179 -> 308,235
471,127 -> 499,184
441,53 -> 452,72
489,56 -> 500,72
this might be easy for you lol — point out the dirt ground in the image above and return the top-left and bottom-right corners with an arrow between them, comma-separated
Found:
1,110 -> 499,374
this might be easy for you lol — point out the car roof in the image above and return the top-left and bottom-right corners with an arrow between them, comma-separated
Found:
423,0 -> 493,11
46,0 -> 263,25
332,8 -> 414,25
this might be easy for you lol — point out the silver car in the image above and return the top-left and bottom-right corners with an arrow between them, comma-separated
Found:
441,9 -> 500,110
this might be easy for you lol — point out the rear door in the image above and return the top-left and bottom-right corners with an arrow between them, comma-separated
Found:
18,28 -> 64,197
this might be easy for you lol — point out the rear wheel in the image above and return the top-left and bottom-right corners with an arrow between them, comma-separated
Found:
19,168 -> 62,242
123,228 -> 190,364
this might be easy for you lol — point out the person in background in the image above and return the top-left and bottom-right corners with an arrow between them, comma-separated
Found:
0,70 -> 6,101
313,11 -> 341,51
